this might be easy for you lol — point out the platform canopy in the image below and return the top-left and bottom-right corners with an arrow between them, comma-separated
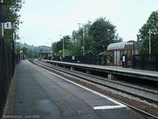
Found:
107,40 -> 139,51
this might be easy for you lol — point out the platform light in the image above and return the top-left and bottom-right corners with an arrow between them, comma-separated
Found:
0,3 -> 7,22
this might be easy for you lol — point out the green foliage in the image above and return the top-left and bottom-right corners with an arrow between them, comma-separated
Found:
52,17 -> 122,56
3,0 -> 24,46
138,10 -> 158,54
22,47 -> 39,58
15,44 -> 21,54
26,50 -> 39,58
89,17 -> 121,54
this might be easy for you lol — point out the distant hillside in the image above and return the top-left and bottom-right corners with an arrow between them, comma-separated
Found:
15,42 -> 52,53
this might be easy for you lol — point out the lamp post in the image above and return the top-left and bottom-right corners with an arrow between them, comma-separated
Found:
45,41 -> 49,59
148,23 -> 158,54
17,37 -> 23,61
22,40 -> 25,60
48,38 -> 52,59
77,23 -> 84,55
148,29 -> 152,54
20,38 -> 25,60
0,0 -> 7,37
19,41 -> 23,61
59,35 -> 65,58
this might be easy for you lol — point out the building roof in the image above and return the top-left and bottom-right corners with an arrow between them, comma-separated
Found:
107,41 -> 127,50
107,40 -> 138,51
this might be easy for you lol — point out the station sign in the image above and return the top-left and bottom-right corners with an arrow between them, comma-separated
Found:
4,22 -> 12,29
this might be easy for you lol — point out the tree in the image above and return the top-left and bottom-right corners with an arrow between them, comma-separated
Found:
61,35 -> 71,50
52,41 -> 62,56
138,10 -> 158,54
3,0 -> 24,46
51,17 -> 122,56
52,35 -> 72,56
82,21 -> 93,55
22,47 -> 28,58
70,21 -> 93,55
61,30 -> 81,56
89,17 -> 121,55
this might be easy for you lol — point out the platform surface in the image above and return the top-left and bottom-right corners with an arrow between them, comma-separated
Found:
12,60 -> 144,119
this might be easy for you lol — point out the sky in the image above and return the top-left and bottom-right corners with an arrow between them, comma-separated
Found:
18,0 -> 158,46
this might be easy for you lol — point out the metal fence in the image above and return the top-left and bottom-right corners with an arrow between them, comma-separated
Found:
53,55 -> 106,65
49,54 -> 158,71
133,54 -> 158,71
0,37 -> 18,118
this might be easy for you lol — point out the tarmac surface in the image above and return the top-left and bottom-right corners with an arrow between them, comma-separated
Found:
10,60 -> 144,119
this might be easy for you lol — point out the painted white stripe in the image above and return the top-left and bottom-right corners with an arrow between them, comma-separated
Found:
93,105 -> 126,110
28,60 -> 126,108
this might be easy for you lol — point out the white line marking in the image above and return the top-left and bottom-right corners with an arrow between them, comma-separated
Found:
93,105 -> 126,110
27,60 -> 126,108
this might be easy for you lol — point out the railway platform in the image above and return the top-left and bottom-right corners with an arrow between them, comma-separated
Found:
3,60 -> 145,119
42,59 -> 158,82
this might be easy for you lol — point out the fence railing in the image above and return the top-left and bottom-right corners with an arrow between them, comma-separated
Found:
133,54 -> 158,71
47,54 -> 158,71
0,36 -> 18,118
52,55 -> 106,65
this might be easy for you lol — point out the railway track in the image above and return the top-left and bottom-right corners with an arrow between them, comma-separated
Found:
32,59 -> 158,119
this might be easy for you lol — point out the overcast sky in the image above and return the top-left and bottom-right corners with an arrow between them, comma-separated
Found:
18,0 -> 158,46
